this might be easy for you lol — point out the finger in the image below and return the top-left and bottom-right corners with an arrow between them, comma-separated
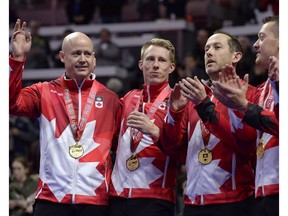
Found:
11,31 -> 21,41
211,80 -> 222,90
218,72 -> 225,83
180,83 -> 191,96
180,89 -> 191,100
26,32 -> 32,42
184,77 -> 194,85
268,61 -> 275,75
243,74 -> 249,84
228,65 -> 237,79
21,21 -> 27,32
174,83 -> 181,93
235,76 -> 242,89
212,89 -> 222,100
269,56 -> 276,64
181,81 -> 198,97
181,79 -> 193,91
131,110 -> 143,117
226,65 -> 234,81
236,75 -> 247,90
13,19 -> 20,32
221,66 -> 229,83
193,76 -> 201,84
127,111 -> 138,120
184,77 -> 201,90
212,81 -> 229,94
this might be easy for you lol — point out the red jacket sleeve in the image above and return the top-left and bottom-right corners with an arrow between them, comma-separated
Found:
160,105 -> 189,164
9,56 -> 42,118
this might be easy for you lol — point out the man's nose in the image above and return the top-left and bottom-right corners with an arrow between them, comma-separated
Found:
153,60 -> 160,67
205,48 -> 212,57
79,53 -> 86,61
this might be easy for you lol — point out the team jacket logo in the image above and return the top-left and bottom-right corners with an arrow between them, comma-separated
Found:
95,96 -> 103,108
158,101 -> 167,110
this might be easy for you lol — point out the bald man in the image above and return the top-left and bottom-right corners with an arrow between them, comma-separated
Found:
9,19 -> 122,216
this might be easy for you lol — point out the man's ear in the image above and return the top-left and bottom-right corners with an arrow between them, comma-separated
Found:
169,63 -> 176,74
232,51 -> 242,64
93,56 -> 96,70
138,60 -> 143,71
59,51 -> 65,63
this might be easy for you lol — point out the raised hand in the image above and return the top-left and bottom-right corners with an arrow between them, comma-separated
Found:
212,74 -> 249,112
180,76 -> 207,105
169,82 -> 188,111
219,64 -> 238,84
11,19 -> 32,60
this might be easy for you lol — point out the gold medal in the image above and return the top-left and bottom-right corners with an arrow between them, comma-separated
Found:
198,147 -> 212,165
69,143 -> 84,159
256,139 -> 265,159
126,154 -> 140,171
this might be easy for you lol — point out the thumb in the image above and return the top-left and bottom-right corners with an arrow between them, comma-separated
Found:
194,76 -> 201,83
238,74 -> 249,90
243,74 -> 249,85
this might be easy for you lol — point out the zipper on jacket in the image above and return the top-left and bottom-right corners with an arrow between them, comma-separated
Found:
78,84 -> 82,121
260,157 -> 265,196
128,167 -> 133,198
104,160 -> 108,192
200,164 -> 204,205
231,153 -> 236,190
72,160 -> 78,204
162,156 -> 170,188
71,81 -> 82,204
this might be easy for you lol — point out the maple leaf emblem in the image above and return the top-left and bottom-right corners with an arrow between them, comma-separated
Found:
39,115 -> 103,202
228,109 -> 244,133
185,121 -> 231,204
112,121 -> 163,195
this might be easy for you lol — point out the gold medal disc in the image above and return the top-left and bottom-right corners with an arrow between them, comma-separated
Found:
256,140 -> 265,159
198,147 -> 212,165
69,143 -> 84,159
126,154 -> 140,171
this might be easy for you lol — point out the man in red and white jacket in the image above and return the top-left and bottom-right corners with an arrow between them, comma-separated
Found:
9,19 -> 121,216
212,16 -> 279,216
109,38 -> 178,216
161,32 -> 257,216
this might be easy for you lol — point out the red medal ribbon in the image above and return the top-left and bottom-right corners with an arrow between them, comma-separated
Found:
258,78 -> 273,141
62,80 -> 98,142
200,120 -> 210,146
130,84 -> 171,153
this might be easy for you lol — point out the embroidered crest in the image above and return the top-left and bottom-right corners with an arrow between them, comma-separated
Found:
95,96 -> 103,108
158,100 -> 167,110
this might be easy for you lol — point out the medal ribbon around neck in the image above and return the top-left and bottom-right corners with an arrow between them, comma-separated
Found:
198,120 -> 213,165
199,95 -> 216,146
257,78 -> 272,158
130,84 -> 171,153
62,81 -> 98,142
200,120 -> 211,147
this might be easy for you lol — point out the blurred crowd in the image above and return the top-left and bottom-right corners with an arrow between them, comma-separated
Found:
10,0 -> 278,28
